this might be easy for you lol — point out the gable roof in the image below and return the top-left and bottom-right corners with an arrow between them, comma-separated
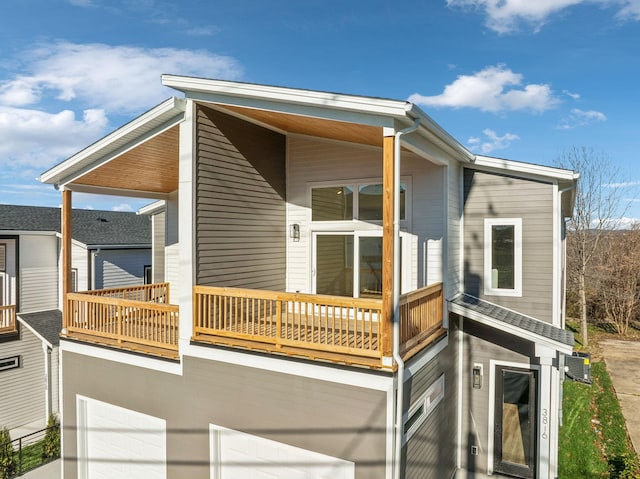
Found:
448,293 -> 574,354
0,204 -> 151,247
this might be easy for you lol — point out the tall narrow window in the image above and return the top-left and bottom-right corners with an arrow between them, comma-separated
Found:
484,218 -> 522,296
0,245 -> 5,272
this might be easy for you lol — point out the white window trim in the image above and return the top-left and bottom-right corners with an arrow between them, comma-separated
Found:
0,355 -> 20,371
403,373 -> 445,443
484,218 -> 522,297
308,176 -> 412,229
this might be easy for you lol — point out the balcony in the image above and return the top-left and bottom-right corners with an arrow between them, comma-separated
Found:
64,283 -> 179,359
0,305 -> 17,334
62,282 -> 445,368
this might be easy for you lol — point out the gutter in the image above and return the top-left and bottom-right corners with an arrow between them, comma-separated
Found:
392,119 -> 420,479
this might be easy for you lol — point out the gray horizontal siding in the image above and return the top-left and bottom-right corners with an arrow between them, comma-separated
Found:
61,352 -> 388,479
404,338 -> 457,479
463,169 -> 554,322
458,317 -> 534,475
196,105 -> 286,290
93,249 -> 151,289
0,328 -> 44,429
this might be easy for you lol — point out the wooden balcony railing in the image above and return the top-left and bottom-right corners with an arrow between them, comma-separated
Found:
399,283 -> 445,358
81,282 -> 170,303
0,305 -> 17,334
65,284 -> 178,359
193,283 -> 444,369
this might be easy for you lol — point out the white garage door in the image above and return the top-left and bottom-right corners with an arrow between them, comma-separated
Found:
77,397 -> 166,479
210,424 -> 355,479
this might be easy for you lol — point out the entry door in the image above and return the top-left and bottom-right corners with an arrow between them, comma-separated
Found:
494,366 -> 537,478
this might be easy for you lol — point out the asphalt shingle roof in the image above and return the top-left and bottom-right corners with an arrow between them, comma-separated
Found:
0,204 -> 150,246
449,293 -> 574,347
18,309 -> 62,346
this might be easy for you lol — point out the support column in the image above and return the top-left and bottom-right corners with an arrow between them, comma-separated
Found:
381,134 -> 395,358
61,189 -> 72,326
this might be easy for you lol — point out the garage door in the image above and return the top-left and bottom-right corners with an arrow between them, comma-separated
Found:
210,424 -> 355,479
77,397 -> 166,479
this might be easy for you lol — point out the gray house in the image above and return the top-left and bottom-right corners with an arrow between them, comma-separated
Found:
0,205 -> 151,433
39,77 -> 577,479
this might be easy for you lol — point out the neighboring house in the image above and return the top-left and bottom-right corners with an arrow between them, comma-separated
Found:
39,76 -> 578,479
0,205 -> 151,432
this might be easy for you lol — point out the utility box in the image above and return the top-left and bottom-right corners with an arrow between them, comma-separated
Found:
565,352 -> 592,384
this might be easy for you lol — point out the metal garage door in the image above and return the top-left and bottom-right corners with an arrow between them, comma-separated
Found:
210,424 -> 355,479
77,397 -> 166,479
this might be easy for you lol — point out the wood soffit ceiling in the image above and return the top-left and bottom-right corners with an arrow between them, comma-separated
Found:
73,125 -> 179,194
72,103 -> 386,193
220,104 -> 384,147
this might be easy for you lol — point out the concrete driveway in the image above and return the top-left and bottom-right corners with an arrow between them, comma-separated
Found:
599,339 -> 640,455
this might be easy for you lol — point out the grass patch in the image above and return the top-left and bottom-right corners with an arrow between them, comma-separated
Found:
559,361 -> 639,478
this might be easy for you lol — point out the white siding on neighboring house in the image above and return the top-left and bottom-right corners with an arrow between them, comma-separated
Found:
165,243 -> 180,292
19,235 -> 58,313
72,243 -> 89,292
152,211 -> 165,283
93,249 -> 151,290
50,346 -> 60,417
0,329 -> 45,429
286,135 -> 445,294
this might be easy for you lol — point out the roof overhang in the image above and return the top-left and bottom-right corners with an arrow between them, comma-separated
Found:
39,77 -> 476,198
473,155 -> 580,217
39,97 -> 187,197
448,294 -> 574,356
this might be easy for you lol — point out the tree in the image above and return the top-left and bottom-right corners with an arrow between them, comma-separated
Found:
558,147 -> 627,347
594,226 -> 640,335
0,427 -> 16,479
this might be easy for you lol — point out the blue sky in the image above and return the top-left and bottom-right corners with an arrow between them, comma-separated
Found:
1,0 -> 639,217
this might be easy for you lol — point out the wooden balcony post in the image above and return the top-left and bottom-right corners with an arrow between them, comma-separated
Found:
61,189 -> 72,328
381,134 -> 395,357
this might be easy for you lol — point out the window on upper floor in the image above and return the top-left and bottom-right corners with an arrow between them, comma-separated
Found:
311,181 -> 407,223
484,218 -> 522,297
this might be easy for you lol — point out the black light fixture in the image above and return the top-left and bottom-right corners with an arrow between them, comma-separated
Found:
290,224 -> 300,241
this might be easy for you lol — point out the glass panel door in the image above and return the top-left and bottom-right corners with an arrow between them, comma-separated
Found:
494,366 -> 537,478
315,234 -> 354,297
358,237 -> 382,298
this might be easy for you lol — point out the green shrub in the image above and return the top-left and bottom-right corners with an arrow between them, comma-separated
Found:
0,427 -> 16,479
42,414 -> 60,460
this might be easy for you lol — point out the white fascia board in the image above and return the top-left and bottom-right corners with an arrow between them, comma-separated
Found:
474,155 -> 579,183
0,230 -> 57,237
86,244 -> 151,250
16,316 -> 53,348
448,301 -> 574,356
406,105 -> 475,163
39,97 -> 186,186
137,200 -> 166,216
162,75 -> 411,118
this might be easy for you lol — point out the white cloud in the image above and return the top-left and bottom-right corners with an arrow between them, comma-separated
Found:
467,128 -> 520,153
563,89 -> 581,100
408,65 -> 558,113
447,0 -> 640,33
0,42 -> 243,170
3,41 -> 243,114
558,108 -> 607,129
605,181 -> 640,188
112,203 -> 133,212
0,105 -> 108,168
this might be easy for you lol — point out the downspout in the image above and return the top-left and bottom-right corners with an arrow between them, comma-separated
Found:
393,118 -> 420,479
46,345 -> 53,419
557,183 -> 576,432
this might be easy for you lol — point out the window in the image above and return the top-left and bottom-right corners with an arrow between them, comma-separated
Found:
0,245 -> 5,272
403,374 -> 444,442
144,265 -> 152,285
484,218 -> 522,297
0,355 -> 20,372
71,268 -> 78,293
311,181 -> 408,223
